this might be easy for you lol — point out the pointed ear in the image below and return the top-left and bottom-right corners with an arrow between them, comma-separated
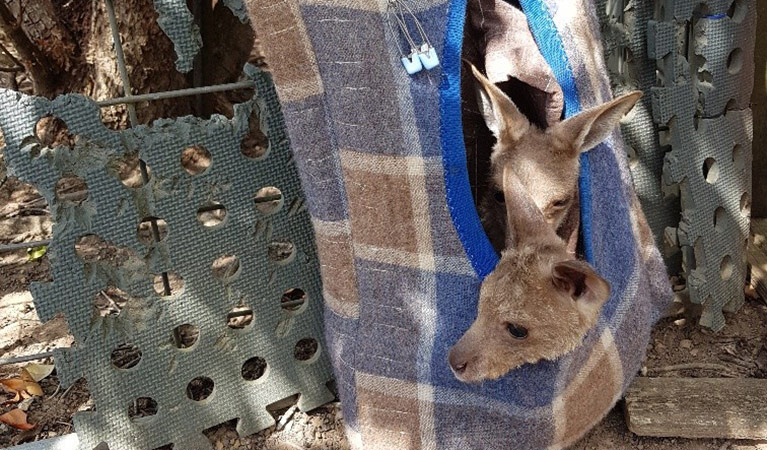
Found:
502,165 -> 557,247
467,62 -> 531,143
554,91 -> 642,154
551,260 -> 611,320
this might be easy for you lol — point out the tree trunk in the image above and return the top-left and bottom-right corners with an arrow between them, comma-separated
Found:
0,1 -> 57,95
0,0 -> 255,126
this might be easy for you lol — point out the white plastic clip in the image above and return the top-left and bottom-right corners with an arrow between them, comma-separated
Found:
418,43 -> 439,70
386,0 -> 439,75
402,49 -> 424,74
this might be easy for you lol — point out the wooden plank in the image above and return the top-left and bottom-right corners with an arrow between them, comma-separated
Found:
624,377 -> 767,439
749,219 -> 767,299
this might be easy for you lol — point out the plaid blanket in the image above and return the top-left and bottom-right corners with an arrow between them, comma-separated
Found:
245,0 -> 672,448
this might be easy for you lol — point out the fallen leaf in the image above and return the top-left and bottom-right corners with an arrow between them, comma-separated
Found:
0,377 -> 44,399
21,364 -> 54,383
23,381 -> 43,397
26,245 -> 48,261
0,409 -> 35,430
3,391 -> 21,404
0,379 -> 26,393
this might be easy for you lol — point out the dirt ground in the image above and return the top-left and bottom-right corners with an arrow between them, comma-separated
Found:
2,178 -> 767,449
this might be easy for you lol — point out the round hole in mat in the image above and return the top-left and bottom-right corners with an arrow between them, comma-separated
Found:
111,343 -> 142,370
241,111 -> 269,160
55,176 -> 88,202
626,145 -> 639,169
180,145 -> 212,176
727,48 -> 744,75
153,272 -> 184,297
172,324 -> 199,350
34,115 -> 73,148
254,186 -> 283,215
713,206 -> 725,233
227,305 -> 253,329
727,0 -> 747,22
720,255 -> 734,280
691,237 -> 705,272
128,397 -> 158,422
697,69 -> 713,84
702,157 -> 719,184
241,357 -> 268,381
136,217 -> 169,246
196,201 -> 227,229
281,288 -> 307,313
740,192 -> 751,218
211,254 -> 241,283
294,338 -> 319,363
74,234 -> 104,262
732,144 -> 745,172
115,155 -> 152,189
268,240 -> 295,265
93,286 -> 131,317
186,376 -> 214,402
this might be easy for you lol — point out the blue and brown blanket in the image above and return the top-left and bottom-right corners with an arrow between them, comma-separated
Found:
245,0 -> 672,448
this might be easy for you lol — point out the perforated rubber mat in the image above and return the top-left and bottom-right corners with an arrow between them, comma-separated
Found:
598,0 -> 755,330
1,63 -> 334,449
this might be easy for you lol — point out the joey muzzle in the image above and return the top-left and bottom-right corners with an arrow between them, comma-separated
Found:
448,326 -> 482,380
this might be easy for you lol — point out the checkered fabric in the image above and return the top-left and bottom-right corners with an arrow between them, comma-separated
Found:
245,0 -> 672,448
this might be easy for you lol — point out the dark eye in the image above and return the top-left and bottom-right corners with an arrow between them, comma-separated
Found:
551,198 -> 569,208
494,190 -> 505,203
506,323 -> 528,340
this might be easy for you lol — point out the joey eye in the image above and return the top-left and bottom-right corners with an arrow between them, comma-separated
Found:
551,198 -> 569,209
506,323 -> 528,340
494,190 -> 505,203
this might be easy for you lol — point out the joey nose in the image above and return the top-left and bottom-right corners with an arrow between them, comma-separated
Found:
448,351 -> 468,374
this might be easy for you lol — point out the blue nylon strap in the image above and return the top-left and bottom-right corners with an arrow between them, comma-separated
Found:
439,0 -> 595,277
518,0 -> 595,264
439,0 -> 499,278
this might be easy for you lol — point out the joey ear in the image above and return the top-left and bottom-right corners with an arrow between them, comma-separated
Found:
551,260 -> 611,320
467,62 -> 530,143
554,91 -> 642,154
502,165 -> 557,247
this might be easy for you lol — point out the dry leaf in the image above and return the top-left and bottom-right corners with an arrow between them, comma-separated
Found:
0,379 -> 26,393
21,364 -> 54,383
0,408 -> 35,430
23,382 -> 43,397
0,377 -> 44,399
3,391 -> 21,404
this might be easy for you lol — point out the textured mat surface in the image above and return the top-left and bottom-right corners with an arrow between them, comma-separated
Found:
597,0 -> 682,275
1,62 -> 333,449
599,0 -> 755,330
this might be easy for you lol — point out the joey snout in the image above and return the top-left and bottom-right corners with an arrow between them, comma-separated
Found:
448,324 -> 485,383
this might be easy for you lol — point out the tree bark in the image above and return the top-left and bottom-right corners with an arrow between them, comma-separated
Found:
0,2 -> 55,95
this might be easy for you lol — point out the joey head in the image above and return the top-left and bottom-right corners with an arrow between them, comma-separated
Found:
467,63 -> 641,250
448,167 -> 610,383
